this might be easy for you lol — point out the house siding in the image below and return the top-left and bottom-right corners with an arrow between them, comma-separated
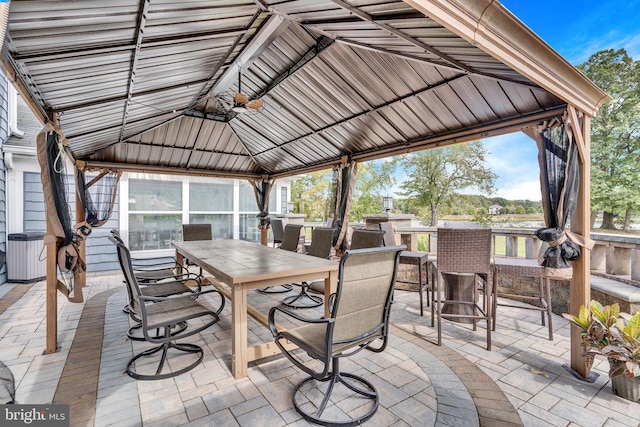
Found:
22,171 -> 120,273
0,74 -> 8,284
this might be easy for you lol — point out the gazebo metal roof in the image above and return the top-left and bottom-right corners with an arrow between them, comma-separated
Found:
1,0 -> 608,179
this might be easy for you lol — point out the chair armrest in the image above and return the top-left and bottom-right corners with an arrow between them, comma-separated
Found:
139,288 -> 222,305
268,306 -> 332,337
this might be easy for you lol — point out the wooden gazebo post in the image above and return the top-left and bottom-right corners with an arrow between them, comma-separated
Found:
568,106 -> 592,378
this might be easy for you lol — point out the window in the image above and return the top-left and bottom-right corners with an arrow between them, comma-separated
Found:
129,179 -> 181,211
281,186 -> 288,214
129,179 -> 182,250
189,181 -> 233,211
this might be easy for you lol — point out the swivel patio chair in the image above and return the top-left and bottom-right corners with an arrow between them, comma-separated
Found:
270,245 -> 404,426
113,238 -> 225,380
109,236 -> 203,341
258,223 -> 303,293
283,227 -> 335,309
430,228 -> 492,350
379,222 -> 431,316
349,229 -> 384,249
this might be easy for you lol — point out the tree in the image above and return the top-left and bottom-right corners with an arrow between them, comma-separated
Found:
350,160 -> 398,222
578,49 -> 640,230
398,141 -> 497,226
290,170 -> 333,222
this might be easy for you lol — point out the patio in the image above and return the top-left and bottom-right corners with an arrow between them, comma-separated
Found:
1,272 -> 637,427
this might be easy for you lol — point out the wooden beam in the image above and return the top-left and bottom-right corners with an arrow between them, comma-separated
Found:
567,105 -> 586,163
569,112 -> 592,378
45,218 -> 58,354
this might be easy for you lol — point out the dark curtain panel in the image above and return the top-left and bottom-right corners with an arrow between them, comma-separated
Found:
76,169 -> 122,236
251,178 -> 274,230
536,121 -> 581,279
331,162 -> 358,252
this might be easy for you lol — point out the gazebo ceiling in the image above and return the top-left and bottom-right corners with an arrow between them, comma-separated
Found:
1,0 -> 608,179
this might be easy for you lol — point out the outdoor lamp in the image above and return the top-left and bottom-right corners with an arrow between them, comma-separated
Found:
287,202 -> 294,213
383,196 -> 393,212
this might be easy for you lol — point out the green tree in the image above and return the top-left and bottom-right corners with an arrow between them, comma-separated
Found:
290,170 -> 333,222
398,141 -> 497,226
578,49 -> 640,230
350,160 -> 398,222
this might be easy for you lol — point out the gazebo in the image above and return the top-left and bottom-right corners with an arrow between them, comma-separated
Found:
0,0 -> 609,379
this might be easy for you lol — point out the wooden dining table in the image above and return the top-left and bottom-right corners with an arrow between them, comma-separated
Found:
172,239 -> 339,379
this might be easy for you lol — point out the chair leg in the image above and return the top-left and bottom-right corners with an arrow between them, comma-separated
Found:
257,284 -> 293,293
126,326 -> 204,380
127,321 -> 188,341
293,358 -> 378,427
283,283 -> 323,309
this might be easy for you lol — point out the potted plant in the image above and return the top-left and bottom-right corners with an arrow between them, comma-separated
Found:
563,300 -> 640,402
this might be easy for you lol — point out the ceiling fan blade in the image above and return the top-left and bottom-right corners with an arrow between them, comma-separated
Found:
234,93 -> 248,104
246,99 -> 263,110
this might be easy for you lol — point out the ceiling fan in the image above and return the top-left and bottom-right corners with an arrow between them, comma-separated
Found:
231,71 -> 263,113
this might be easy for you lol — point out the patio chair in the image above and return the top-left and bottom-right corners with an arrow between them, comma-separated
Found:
269,245 -> 404,426
109,236 -> 202,341
283,227 -> 335,309
379,222 -> 431,316
113,238 -> 225,380
0,360 -> 16,404
271,218 -> 284,247
182,223 -> 213,276
258,223 -> 304,293
349,229 -> 384,249
431,228 -> 492,350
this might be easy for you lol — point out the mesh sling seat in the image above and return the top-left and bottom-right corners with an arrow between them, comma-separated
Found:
430,228 -> 492,350
283,227 -> 335,309
269,245 -> 404,426
113,239 -> 225,380
182,224 -> 213,277
271,219 -> 284,247
349,229 -> 384,249
258,223 -> 304,293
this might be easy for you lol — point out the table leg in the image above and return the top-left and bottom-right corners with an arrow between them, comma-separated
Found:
324,270 -> 338,318
231,283 -> 248,379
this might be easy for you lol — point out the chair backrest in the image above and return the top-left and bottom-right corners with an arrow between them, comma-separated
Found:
307,227 -> 335,259
379,222 -> 397,247
350,229 -> 384,249
271,219 -> 284,243
110,237 -> 143,317
279,224 -> 304,252
436,228 -> 491,275
331,246 -> 404,351
182,223 -> 212,241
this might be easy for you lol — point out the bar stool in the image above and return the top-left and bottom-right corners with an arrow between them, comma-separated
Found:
491,257 -> 553,340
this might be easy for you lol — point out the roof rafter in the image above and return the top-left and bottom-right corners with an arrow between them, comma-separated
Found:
254,74 -> 469,157
118,0 -> 150,143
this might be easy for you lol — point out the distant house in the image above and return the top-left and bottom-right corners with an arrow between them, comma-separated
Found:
488,205 -> 502,215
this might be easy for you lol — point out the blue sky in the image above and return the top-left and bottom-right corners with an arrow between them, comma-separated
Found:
393,1 -> 640,201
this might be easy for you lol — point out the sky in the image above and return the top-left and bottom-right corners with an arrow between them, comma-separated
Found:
393,1 -> 640,202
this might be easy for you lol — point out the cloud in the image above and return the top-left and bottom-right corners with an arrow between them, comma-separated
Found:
495,180 -> 542,201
